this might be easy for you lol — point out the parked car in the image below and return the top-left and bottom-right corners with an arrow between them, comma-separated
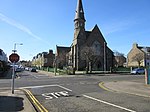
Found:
131,68 -> 145,74
10,64 -> 24,72
30,68 -> 37,72
25,67 -> 30,71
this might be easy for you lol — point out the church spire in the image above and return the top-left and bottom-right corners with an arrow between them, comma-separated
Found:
74,0 -> 86,30
74,0 -> 86,21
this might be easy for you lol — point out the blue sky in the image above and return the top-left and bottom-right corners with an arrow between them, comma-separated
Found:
0,0 -> 150,61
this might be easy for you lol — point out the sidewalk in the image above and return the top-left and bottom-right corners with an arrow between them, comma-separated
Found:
0,89 -> 36,112
38,70 -> 85,77
104,80 -> 150,98
0,69 -> 36,112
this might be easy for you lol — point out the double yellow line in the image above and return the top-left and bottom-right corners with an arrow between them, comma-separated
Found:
21,88 -> 48,112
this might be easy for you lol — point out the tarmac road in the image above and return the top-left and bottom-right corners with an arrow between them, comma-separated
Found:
1,70 -> 150,112
18,71 -> 149,112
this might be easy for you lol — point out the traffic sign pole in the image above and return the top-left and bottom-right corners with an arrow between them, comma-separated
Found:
12,62 -> 15,94
9,53 -> 20,94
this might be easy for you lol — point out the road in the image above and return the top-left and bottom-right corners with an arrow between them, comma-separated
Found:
0,71 -> 149,112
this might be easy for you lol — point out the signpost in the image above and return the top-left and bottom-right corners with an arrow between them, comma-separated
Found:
9,53 -> 20,63
9,53 -> 20,94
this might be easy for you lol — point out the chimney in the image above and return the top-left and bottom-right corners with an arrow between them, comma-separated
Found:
49,50 -> 53,54
133,43 -> 138,48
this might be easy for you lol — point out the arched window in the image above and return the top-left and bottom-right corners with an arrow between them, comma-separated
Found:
92,41 -> 101,55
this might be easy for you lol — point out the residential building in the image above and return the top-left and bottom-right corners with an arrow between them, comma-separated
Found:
0,49 -> 8,70
32,50 -> 55,68
127,43 -> 150,67
114,56 -> 126,67
55,46 -> 71,69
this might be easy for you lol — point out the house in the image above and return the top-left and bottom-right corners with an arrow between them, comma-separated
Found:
0,49 -> 8,71
114,56 -> 126,67
32,50 -> 55,68
127,43 -> 150,67
55,46 -> 71,69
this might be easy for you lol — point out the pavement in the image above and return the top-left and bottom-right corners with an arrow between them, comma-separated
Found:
0,89 -> 36,112
103,79 -> 150,98
1,70 -> 150,112
0,69 -> 36,112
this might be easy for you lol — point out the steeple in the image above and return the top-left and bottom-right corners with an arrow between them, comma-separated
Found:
74,0 -> 86,29
74,0 -> 85,21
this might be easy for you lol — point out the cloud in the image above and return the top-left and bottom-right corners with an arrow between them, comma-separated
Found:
0,12 -> 42,40
103,19 -> 136,35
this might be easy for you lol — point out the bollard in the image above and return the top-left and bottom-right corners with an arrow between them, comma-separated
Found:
145,69 -> 150,84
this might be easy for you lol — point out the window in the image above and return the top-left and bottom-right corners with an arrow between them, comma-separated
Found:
92,41 -> 101,55
44,58 -> 47,63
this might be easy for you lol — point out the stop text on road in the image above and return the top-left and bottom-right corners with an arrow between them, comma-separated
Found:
42,91 -> 69,100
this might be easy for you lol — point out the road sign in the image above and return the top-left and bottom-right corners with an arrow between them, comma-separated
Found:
9,53 -> 20,63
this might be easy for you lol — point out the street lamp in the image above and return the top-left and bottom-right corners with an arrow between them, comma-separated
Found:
11,43 -> 23,94
12,43 -> 23,53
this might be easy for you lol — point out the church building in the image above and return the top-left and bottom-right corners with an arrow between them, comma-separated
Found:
56,0 -> 114,71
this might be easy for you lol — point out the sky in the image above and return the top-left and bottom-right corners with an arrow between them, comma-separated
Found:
0,0 -> 150,61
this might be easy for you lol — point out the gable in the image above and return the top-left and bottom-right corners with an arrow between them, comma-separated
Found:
127,47 -> 144,64
56,46 -> 71,56
85,25 -> 106,46
128,47 -> 144,58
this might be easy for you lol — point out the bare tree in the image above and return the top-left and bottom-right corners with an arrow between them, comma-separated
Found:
113,50 -> 124,57
113,51 -> 126,67
81,46 -> 100,73
132,53 -> 144,68
57,52 -> 67,69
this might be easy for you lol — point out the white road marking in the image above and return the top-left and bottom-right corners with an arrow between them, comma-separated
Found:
56,85 -> 72,92
20,84 -> 72,91
42,91 -> 69,100
83,95 -> 136,112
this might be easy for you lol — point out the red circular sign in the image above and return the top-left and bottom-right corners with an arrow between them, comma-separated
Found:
9,53 -> 20,63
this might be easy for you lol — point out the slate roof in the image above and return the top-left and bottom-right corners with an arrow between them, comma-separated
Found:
56,46 -> 71,55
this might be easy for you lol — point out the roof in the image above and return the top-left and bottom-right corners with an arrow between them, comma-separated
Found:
85,31 -> 91,39
56,46 -> 71,55
138,46 -> 150,53
85,24 -> 107,44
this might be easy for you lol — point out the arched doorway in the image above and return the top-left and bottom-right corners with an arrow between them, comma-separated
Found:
93,60 -> 102,71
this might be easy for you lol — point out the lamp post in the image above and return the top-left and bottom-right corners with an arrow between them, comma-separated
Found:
12,43 -> 23,53
11,43 -> 23,94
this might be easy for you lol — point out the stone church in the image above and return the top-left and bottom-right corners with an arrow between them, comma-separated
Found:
56,0 -> 114,71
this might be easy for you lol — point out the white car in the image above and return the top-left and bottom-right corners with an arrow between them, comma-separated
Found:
131,68 -> 145,74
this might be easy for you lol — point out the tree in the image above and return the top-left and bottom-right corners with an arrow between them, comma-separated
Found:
113,50 -> 124,56
56,51 -> 68,69
80,46 -> 100,73
132,53 -> 144,68
113,51 -> 126,67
